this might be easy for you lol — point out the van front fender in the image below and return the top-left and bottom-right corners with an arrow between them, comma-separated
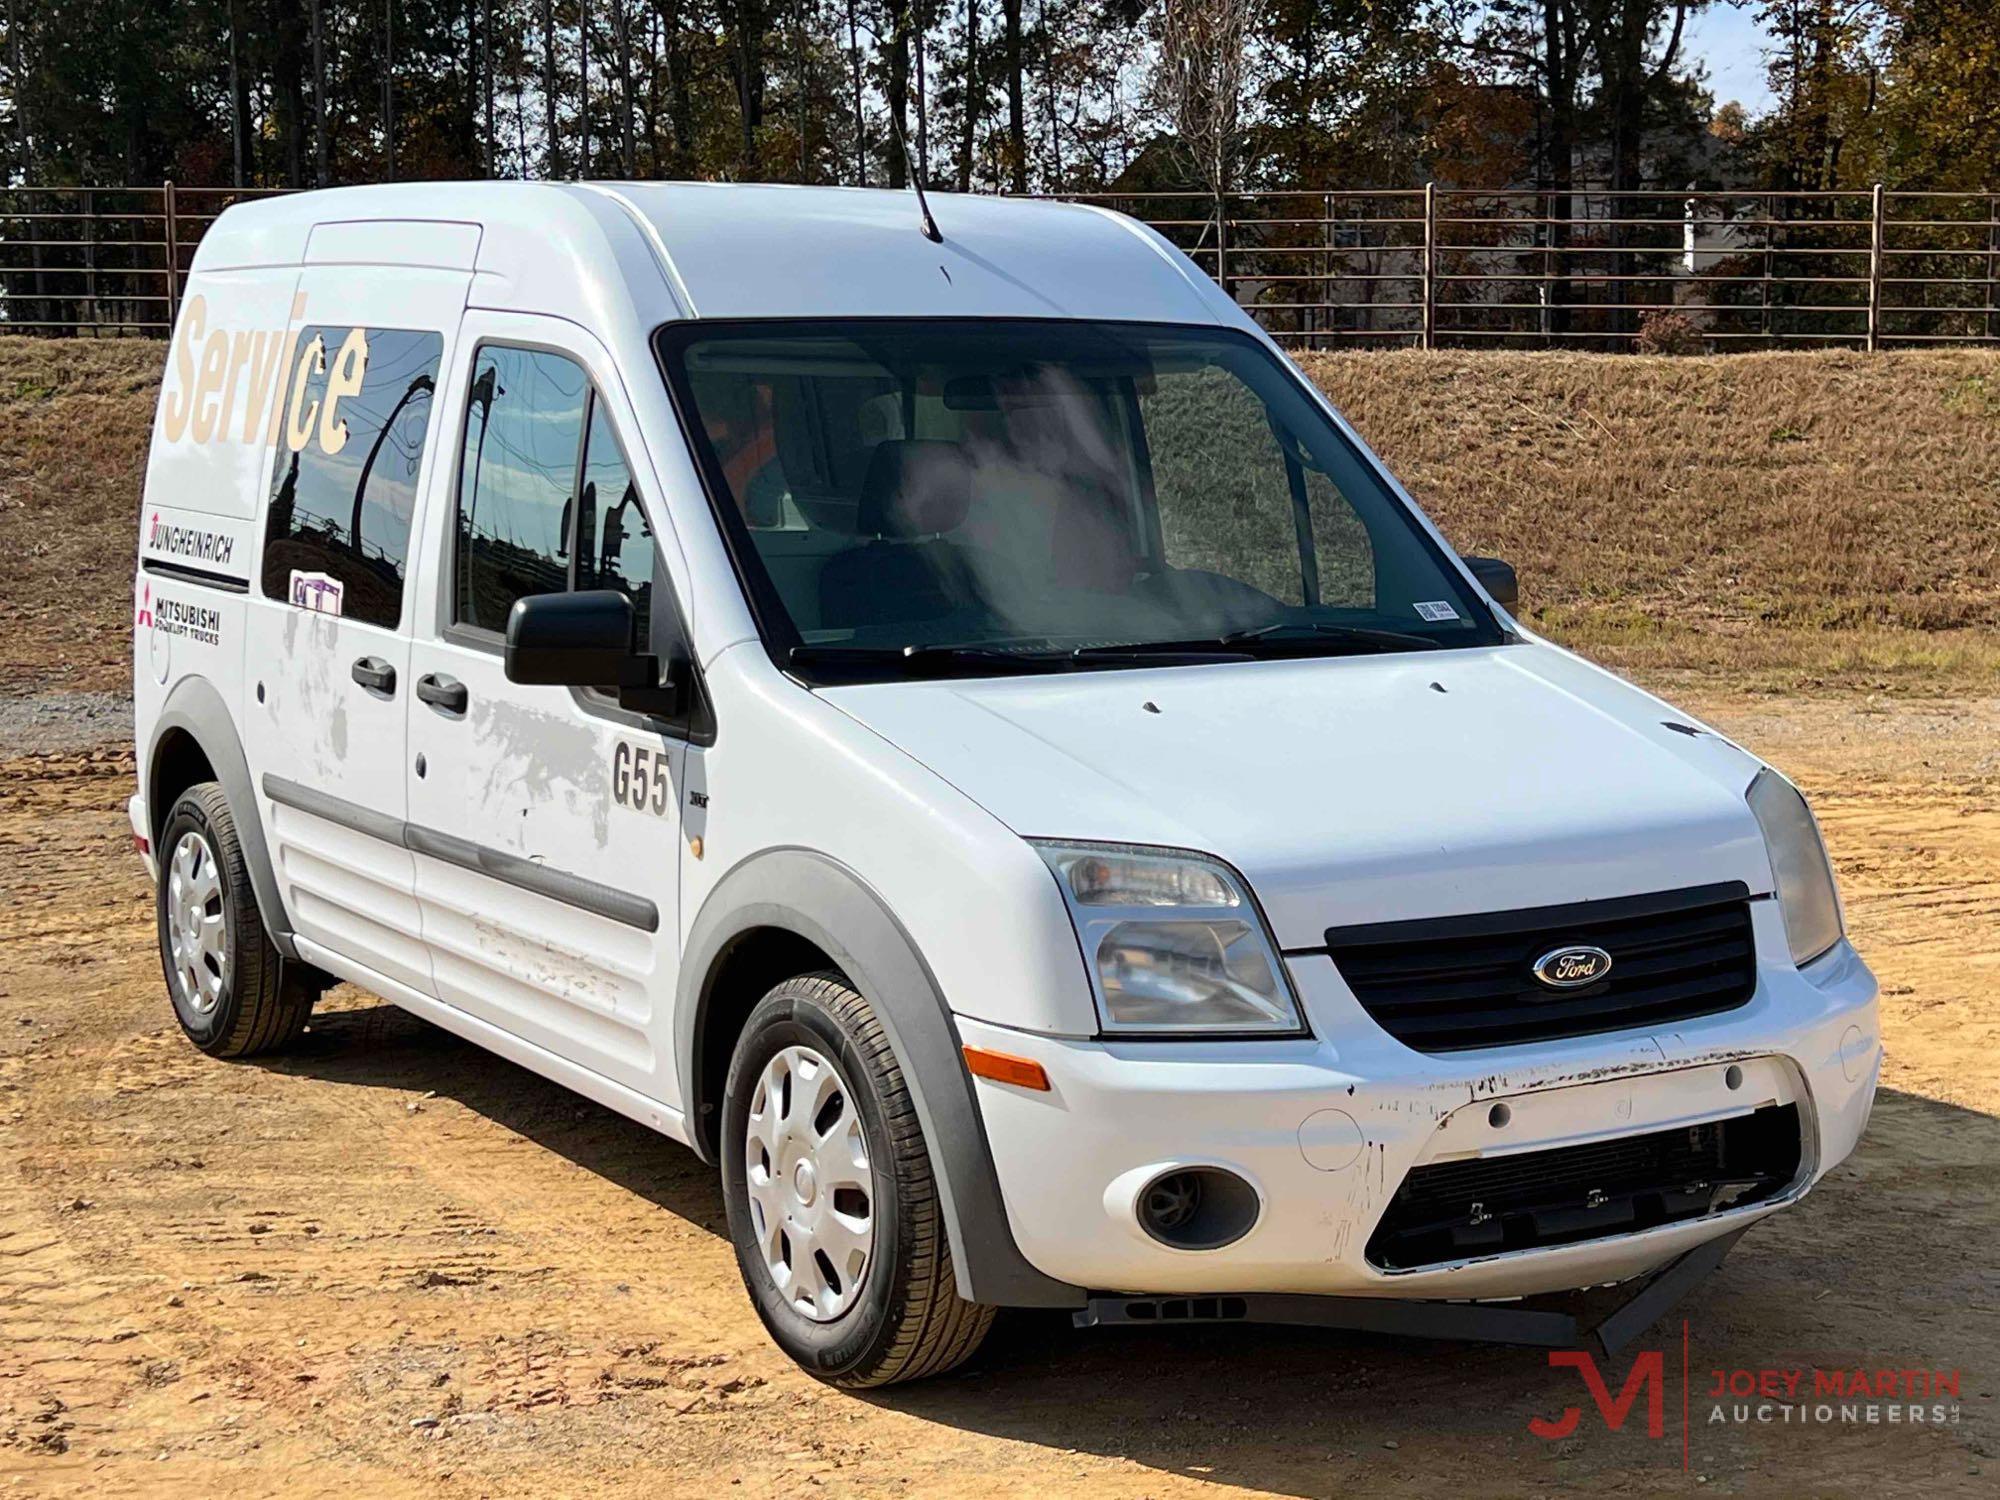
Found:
679,847 -> 1084,1309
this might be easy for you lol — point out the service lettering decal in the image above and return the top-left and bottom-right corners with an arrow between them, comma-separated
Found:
156,292 -> 372,460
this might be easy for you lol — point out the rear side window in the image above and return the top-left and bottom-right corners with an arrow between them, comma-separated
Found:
261,326 -> 444,629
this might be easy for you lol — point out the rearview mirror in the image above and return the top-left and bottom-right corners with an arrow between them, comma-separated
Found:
1464,555 -> 1518,610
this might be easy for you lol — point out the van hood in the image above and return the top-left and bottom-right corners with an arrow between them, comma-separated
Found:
817,644 -> 1774,950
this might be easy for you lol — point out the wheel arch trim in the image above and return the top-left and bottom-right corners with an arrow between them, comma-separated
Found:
679,847 -> 1085,1309
146,675 -> 298,961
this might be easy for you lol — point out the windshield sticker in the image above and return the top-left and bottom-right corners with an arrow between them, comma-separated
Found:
1414,600 -> 1461,623
289,570 -> 345,616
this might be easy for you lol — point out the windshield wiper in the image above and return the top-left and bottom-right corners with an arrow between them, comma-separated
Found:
788,643 -> 1072,674
1217,621 -> 1443,653
790,641 -> 1256,676
1065,642 -> 1257,664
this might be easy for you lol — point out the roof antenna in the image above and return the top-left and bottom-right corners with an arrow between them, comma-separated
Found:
890,115 -> 943,244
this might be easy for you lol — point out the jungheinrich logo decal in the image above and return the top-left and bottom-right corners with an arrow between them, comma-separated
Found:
1531,944 -> 1613,990
145,510 -> 236,567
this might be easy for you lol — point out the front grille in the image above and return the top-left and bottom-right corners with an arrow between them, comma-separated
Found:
1366,1103 -> 1802,1270
1325,882 -> 1757,1052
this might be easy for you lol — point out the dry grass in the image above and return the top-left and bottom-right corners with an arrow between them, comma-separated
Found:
0,337 -> 163,694
1302,348 -> 2000,691
0,337 -> 1994,697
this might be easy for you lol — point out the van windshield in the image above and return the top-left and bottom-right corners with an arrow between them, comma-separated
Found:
658,320 -> 1504,679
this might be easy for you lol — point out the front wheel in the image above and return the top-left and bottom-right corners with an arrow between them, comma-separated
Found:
720,973 -> 995,1387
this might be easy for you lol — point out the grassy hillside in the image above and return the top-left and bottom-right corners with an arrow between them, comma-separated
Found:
1301,349 -> 2000,691
1,336 -> 1993,696
0,338 -> 163,695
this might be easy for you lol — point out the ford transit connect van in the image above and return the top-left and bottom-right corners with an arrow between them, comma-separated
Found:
132,182 -> 1879,1387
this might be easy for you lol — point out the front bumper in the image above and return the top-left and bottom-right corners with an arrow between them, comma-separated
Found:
964,907 -> 1879,1302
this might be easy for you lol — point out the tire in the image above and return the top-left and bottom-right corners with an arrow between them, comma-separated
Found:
720,972 -> 996,1387
155,782 -> 317,1059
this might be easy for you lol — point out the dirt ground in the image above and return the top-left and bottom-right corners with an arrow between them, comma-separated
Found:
2,689 -> 1996,1498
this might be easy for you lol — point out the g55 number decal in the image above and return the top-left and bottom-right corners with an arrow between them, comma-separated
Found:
612,740 -> 672,817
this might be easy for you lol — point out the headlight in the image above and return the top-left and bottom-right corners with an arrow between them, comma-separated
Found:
1746,769 -> 1844,967
1033,841 -> 1305,1036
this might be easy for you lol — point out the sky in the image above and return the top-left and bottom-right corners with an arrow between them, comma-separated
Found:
1682,4 -> 1779,114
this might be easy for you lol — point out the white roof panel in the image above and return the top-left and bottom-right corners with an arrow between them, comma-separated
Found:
190,180 -> 1236,332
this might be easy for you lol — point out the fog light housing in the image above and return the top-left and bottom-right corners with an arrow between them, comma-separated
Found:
1135,1166 -> 1260,1251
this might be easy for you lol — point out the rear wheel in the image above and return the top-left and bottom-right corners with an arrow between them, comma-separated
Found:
720,973 -> 995,1387
155,783 -> 316,1058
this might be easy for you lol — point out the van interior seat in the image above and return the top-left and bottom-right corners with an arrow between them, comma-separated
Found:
820,439 -> 989,630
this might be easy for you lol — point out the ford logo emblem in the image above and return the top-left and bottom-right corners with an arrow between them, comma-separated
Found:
1531,944 -> 1613,990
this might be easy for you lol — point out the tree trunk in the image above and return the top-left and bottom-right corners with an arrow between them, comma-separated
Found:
1607,0 -> 1650,338
732,0 -> 765,175
382,0 -> 396,181
914,13 -> 928,186
1038,0 -> 1060,188
846,0 -> 866,184
643,3 -> 661,169
228,0 -> 249,186
481,0 -> 495,175
273,2 -> 306,187
794,0 -> 808,179
543,0 -> 560,176
647,0 -> 693,174
1541,0 -> 1574,342
958,0 -> 978,190
7,0 -> 28,181
312,0 -> 329,185
886,0 -> 910,187
1002,0 -> 1024,191
614,1 -> 635,176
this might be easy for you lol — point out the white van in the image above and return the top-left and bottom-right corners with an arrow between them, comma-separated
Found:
132,182 -> 1879,1386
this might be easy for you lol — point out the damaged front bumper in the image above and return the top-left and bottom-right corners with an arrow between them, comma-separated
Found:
963,914 -> 1879,1306
1075,1226 -> 1748,1358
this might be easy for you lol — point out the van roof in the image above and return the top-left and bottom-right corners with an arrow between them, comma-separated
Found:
191,181 -> 1240,331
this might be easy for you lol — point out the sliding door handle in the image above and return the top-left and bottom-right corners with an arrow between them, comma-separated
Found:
415,672 -> 469,715
350,656 -> 397,695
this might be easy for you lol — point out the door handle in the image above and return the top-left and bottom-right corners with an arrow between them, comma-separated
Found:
351,656 -> 397,695
416,672 -> 469,715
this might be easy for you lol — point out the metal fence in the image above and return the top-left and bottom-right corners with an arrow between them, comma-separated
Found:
5,182 -> 1999,350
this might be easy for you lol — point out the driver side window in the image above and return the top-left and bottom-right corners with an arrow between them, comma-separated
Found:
576,399 -> 654,654
454,344 -> 653,652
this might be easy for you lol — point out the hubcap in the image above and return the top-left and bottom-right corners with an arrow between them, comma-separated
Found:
166,831 -> 229,1017
743,1044 -> 875,1322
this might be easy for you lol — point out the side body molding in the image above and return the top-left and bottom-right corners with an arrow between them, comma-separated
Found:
679,848 -> 1085,1309
147,674 -> 299,961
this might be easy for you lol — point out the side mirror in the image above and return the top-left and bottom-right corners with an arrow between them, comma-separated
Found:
1464,555 -> 1518,610
506,590 -> 639,688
